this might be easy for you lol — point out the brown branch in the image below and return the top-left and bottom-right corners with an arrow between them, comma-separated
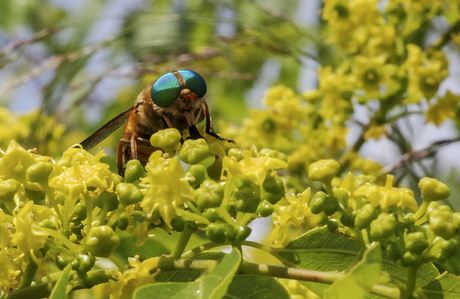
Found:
378,137 -> 460,175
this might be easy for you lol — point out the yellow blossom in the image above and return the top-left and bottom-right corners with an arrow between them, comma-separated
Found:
354,175 -> 418,211
269,189 -> 314,246
364,124 -> 389,141
12,201 -> 49,255
107,256 -> 158,299
223,151 -> 287,186
141,151 -> 194,226
426,91 -> 460,126
49,148 -> 113,199
404,45 -> 448,103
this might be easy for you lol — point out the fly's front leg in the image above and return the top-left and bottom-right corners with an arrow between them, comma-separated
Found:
202,100 -> 235,143
118,138 -> 131,176
130,133 -> 139,160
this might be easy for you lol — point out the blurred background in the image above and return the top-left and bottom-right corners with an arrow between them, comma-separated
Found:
1,0 -> 460,200
0,0 -> 320,154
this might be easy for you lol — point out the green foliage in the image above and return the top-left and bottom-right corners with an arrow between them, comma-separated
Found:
1,0 -> 460,298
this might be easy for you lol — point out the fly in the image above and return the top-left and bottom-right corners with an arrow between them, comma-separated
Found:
78,70 -> 234,175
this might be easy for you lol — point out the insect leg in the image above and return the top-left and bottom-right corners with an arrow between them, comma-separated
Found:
202,100 -> 235,143
130,133 -> 138,160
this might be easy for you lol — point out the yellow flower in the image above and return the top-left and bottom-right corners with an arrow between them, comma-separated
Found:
12,201 -> 49,255
141,151 -> 194,226
364,124 -> 389,141
107,255 -> 158,299
404,45 -> 448,103
0,246 -> 23,290
352,55 -> 397,98
426,91 -> 460,126
49,148 -> 113,200
0,140 -> 50,184
269,189 -> 313,246
223,150 -> 287,186
354,175 -> 418,211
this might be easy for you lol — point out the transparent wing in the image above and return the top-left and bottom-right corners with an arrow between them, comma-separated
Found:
79,107 -> 133,150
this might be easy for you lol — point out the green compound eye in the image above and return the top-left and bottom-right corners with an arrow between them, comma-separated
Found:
178,70 -> 207,97
151,72 -> 181,107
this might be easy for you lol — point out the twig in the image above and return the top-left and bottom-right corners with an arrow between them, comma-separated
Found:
378,137 -> 460,175
0,28 -> 59,57
0,44 -> 105,93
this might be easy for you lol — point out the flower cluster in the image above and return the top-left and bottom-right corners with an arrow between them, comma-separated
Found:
270,158 -> 460,267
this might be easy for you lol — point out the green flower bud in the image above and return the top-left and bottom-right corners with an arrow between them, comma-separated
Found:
419,177 -> 450,202
308,160 -> 340,184
186,164 -> 207,188
327,219 -> 340,232
257,201 -> 274,217
405,232 -> 429,255
401,251 -> 421,267
86,225 -> 120,257
124,159 -> 146,183
261,173 -> 285,205
440,238 -> 458,260
116,183 -> 143,206
170,215 -> 186,232
26,161 -> 54,184
235,225 -> 252,241
235,178 -> 253,190
25,188 -> 45,203
386,242 -> 403,261
180,139 -> 212,165
203,208 -> 220,223
150,128 -> 181,154
429,206 -> 457,239
323,196 -> 339,216
56,254 -> 74,271
196,181 -> 224,211
117,212 -> 129,231
234,187 -> 260,213
72,254 -> 96,274
370,213 -> 397,240
206,223 -> 228,244
355,204 -> 376,229
262,174 -> 284,193
96,191 -> 119,211
340,212 -> 355,227
310,191 -> 327,214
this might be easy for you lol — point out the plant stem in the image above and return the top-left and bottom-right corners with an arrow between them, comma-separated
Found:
240,260 -> 400,298
170,223 -> 194,258
403,267 -> 417,299
19,258 -> 38,288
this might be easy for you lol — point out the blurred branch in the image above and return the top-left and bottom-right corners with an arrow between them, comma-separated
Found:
0,43 -> 105,93
0,28 -> 59,58
378,137 -> 460,176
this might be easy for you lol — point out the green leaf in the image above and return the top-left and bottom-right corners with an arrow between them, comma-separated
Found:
324,242 -> 382,299
224,275 -> 290,299
277,227 -> 439,297
133,249 -> 241,299
49,264 -> 71,299
421,272 -> 460,298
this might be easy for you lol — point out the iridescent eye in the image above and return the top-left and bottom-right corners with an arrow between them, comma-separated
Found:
178,70 -> 207,97
151,72 -> 181,107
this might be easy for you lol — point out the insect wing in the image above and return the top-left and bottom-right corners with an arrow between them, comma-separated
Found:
79,107 -> 134,150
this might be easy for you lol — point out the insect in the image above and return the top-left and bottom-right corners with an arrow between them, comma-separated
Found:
79,70 -> 234,175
